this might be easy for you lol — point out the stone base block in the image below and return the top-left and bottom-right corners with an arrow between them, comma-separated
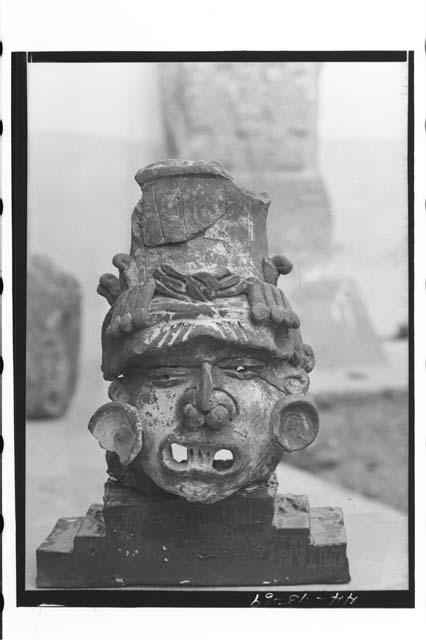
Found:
37,479 -> 350,588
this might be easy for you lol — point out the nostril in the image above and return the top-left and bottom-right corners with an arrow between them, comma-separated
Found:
181,403 -> 204,431
205,405 -> 232,431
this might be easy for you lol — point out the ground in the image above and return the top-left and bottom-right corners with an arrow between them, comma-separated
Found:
287,389 -> 409,512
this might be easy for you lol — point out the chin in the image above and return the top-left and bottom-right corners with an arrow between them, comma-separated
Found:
161,478 -> 243,504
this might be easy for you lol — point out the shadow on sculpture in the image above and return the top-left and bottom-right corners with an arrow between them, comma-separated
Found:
37,160 -> 350,587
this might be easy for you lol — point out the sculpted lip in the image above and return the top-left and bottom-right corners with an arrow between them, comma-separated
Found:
160,439 -> 241,475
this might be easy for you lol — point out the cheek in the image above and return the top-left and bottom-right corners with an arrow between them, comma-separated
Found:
233,381 -> 277,440
135,385 -> 182,445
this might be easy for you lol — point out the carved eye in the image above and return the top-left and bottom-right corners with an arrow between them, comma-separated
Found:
148,367 -> 192,388
220,359 -> 265,380
234,365 -> 261,379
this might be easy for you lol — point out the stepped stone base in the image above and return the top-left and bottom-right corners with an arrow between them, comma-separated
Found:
37,478 -> 350,588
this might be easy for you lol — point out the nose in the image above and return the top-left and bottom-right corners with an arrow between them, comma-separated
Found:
195,362 -> 214,412
180,363 -> 234,432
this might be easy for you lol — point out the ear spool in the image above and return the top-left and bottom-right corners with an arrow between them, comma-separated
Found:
88,401 -> 143,466
271,394 -> 319,453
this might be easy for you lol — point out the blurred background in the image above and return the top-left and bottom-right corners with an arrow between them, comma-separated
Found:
25,62 -> 409,582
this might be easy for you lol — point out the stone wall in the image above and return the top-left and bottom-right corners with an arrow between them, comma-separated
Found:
26,255 -> 81,418
161,62 -> 332,268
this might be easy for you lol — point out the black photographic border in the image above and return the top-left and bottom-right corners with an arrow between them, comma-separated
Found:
12,50 -> 414,608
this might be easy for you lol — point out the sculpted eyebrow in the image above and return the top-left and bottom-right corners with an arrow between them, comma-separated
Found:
217,357 -> 266,366
148,366 -> 193,373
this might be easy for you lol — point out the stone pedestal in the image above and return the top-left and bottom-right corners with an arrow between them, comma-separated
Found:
37,477 -> 350,588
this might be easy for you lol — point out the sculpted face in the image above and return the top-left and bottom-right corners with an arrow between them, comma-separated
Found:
91,336 -> 317,503
126,339 -> 282,502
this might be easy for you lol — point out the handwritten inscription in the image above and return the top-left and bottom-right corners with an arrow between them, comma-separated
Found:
250,592 -> 359,607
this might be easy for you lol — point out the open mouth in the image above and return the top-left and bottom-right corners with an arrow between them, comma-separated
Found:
162,442 -> 237,474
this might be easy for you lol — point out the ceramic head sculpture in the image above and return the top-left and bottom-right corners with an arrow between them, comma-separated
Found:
37,160 -> 350,590
90,160 -> 319,504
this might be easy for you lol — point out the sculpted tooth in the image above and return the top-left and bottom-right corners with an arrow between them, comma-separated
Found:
214,449 -> 233,461
171,443 -> 187,462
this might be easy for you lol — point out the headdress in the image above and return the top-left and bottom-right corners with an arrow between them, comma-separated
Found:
98,160 -> 314,380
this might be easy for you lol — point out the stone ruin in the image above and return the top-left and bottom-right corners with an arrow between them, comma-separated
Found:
26,255 -> 81,419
